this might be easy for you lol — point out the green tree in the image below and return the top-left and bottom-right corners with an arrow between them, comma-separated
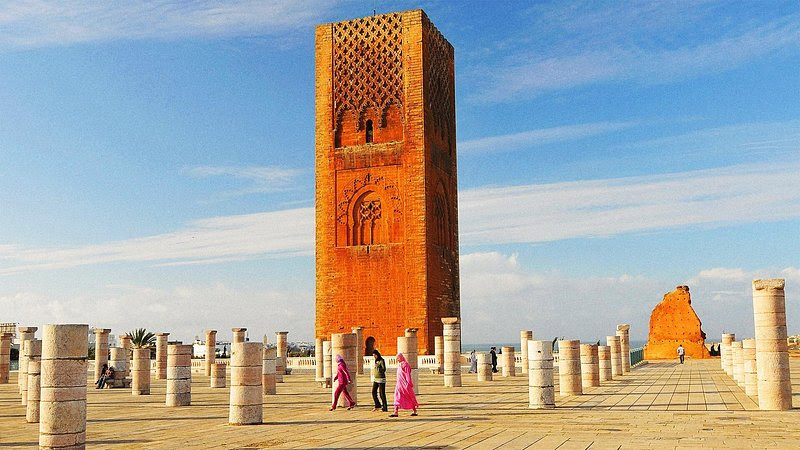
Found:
128,328 -> 156,348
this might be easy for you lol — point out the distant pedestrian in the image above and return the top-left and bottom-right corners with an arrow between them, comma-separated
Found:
330,355 -> 355,411
371,350 -> 387,412
677,345 -> 685,364
490,347 -> 498,373
389,353 -> 418,417
468,350 -> 477,373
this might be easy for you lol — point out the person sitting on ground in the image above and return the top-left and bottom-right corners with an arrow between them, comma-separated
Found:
95,364 -> 114,389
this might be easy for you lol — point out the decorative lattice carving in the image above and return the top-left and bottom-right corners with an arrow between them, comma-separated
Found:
359,200 -> 382,221
336,173 -> 402,226
424,21 -> 455,149
333,13 -> 404,126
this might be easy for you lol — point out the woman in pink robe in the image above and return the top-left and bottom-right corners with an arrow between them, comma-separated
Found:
330,354 -> 356,410
390,352 -> 418,417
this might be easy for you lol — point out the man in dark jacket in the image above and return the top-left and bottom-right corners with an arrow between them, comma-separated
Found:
490,347 -> 498,373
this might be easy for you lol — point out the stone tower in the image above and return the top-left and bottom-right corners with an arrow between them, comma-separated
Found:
315,10 -> 459,356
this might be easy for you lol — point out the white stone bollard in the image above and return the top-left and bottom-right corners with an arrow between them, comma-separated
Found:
322,340 -> 332,388
211,363 -> 226,388
442,317 -> 462,387
232,328 -> 247,345
229,342 -> 263,425
742,338 -> 757,398
752,278 -> 791,410
39,324 -> 88,450
598,345 -> 612,382
351,327 -> 364,375
131,348 -> 151,395
607,336 -> 622,379
398,328 -> 419,394
558,340 -> 582,396
477,352 -> 492,382
528,340 -> 555,409
0,333 -> 11,384
18,326 -> 37,395
155,333 -> 169,380
616,324 -> 631,374
520,330 -> 533,373
166,344 -> 192,406
434,336 -> 444,375
501,346 -> 516,377
276,331 -> 289,376
721,333 -> 735,376
314,337 -> 324,384
580,343 -> 600,389
262,346 -> 276,395
25,339 -> 42,422
731,341 -> 744,387
204,330 -> 217,377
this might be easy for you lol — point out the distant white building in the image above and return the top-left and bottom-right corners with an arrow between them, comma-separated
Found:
192,339 -> 230,358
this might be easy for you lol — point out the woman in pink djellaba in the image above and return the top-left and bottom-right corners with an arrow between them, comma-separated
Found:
330,354 -> 356,411
389,352 -> 418,417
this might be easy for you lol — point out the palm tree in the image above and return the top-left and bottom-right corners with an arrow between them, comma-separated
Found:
128,328 -> 156,348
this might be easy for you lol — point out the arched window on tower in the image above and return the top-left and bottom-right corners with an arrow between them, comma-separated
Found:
365,119 -> 374,144
352,191 -> 385,245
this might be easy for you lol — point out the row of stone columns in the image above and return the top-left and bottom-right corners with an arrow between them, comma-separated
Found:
442,317 -> 462,387
718,279 -> 791,411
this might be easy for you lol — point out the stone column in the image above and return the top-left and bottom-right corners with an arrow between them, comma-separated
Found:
527,340 -> 555,409
322,340 -> 332,388
477,352 -> 492,381
109,347 -> 128,387
166,343 -> 192,406
397,328 -> 419,393
501,346 -> 516,377
232,328 -> 247,344
93,328 -> 111,381
351,327 -> 364,375
558,340 -> 582,396
752,278 -> 791,410
275,331 -> 288,381
434,336 -> 444,375
211,363 -> 226,388
616,324 -> 631,374
39,324 -> 88,450
314,337 -> 324,384
276,331 -> 289,374
520,330 -> 533,373
0,333 -> 11,384
131,348 -> 151,395
119,334 -> 132,359
155,333 -> 169,380
742,338 -> 757,398
22,339 -> 41,407
731,341 -> 744,387
607,336 -> 622,379
26,358 -> 41,423
598,345 -> 612,382
442,317 -> 461,387
204,330 -> 217,377
721,333 -> 735,376
330,332 -> 358,407
262,346 -> 277,395
229,342 -> 263,425
18,326 -> 37,394
580,343 -> 600,389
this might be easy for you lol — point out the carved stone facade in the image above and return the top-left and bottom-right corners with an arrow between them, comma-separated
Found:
316,10 -> 460,355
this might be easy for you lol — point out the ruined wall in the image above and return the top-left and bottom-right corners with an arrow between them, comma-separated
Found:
315,10 -> 460,355
644,285 -> 711,360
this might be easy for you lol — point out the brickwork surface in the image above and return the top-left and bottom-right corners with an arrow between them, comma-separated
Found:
645,285 -> 712,360
3,359 -> 800,448
315,10 -> 460,356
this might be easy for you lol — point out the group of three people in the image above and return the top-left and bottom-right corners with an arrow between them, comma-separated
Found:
331,350 -> 418,417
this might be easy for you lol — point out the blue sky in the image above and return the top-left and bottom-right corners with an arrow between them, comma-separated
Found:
1,1 -> 798,346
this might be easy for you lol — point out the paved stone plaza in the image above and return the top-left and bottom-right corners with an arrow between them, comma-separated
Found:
2,359 -> 800,449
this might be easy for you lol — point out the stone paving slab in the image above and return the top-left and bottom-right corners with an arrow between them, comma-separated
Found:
2,359 -> 800,448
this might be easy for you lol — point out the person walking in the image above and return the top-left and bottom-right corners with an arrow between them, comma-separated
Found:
330,354 -> 356,411
371,350 -> 388,412
389,353 -> 419,417
490,347 -> 498,373
468,350 -> 477,373
677,345 -> 685,364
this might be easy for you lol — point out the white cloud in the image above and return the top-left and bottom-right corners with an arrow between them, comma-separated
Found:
1,162 -> 799,275
0,282 -> 314,344
188,165 -> 303,197
0,1 -> 334,50
459,121 -> 638,154
473,12 -> 800,102
459,162 -> 800,246
0,207 -> 314,275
